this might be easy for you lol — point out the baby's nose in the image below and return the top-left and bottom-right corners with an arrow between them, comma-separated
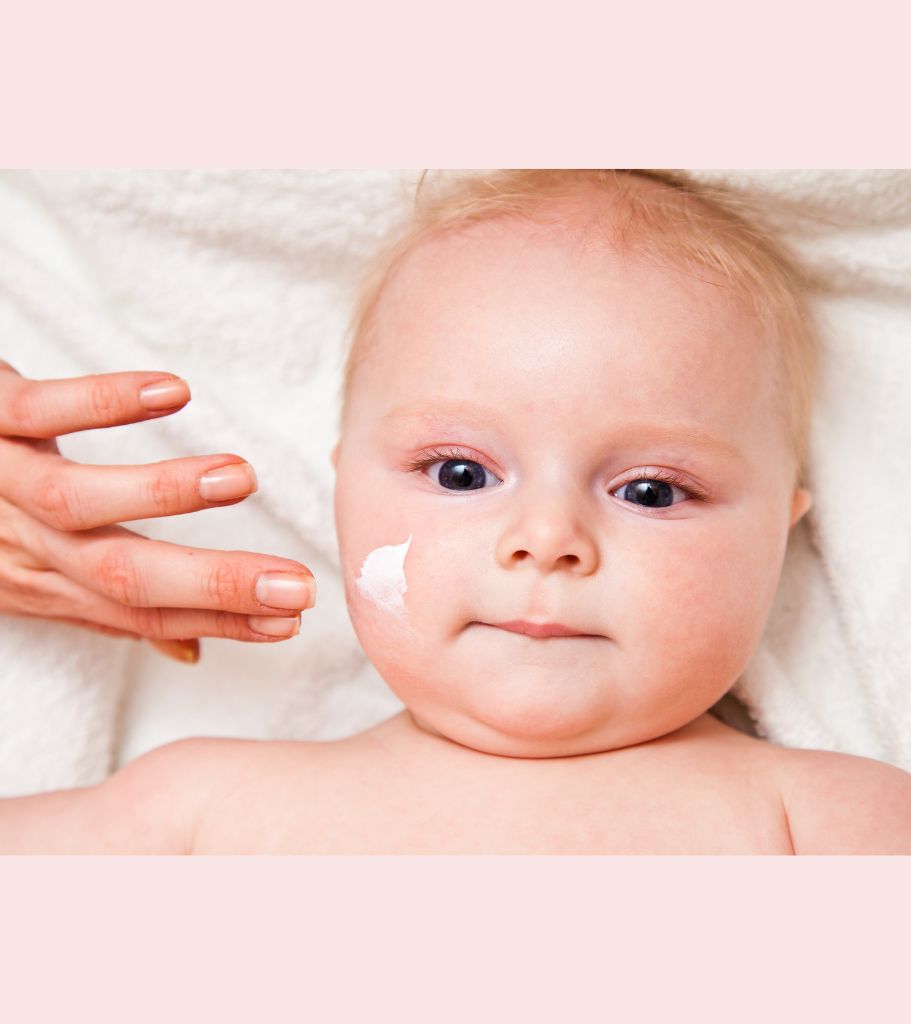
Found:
494,498 -> 599,575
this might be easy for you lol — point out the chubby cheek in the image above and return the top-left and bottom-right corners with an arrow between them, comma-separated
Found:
335,476 -> 483,686
624,514 -> 787,708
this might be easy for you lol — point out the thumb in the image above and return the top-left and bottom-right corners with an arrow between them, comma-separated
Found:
148,637 -> 200,664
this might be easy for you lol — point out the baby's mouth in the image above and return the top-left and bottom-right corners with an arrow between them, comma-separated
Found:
473,620 -> 605,640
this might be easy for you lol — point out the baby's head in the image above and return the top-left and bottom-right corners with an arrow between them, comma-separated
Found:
331,170 -> 821,758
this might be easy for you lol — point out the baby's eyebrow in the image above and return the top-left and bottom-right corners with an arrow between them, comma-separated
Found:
616,423 -> 742,460
382,402 -> 742,461
382,400 -> 501,427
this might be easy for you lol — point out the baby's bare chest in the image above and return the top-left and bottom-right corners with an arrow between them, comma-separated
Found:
193,739 -> 794,855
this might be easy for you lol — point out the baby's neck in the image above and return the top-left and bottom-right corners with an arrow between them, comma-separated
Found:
368,707 -> 719,765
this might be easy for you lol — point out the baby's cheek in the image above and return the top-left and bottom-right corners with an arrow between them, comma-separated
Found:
349,531 -> 451,622
343,534 -> 416,654
342,532 -> 445,696
342,533 -> 416,676
643,532 -> 775,682
353,534 -> 412,617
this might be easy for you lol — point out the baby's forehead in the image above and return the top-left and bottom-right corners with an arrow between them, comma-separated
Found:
361,220 -> 780,414
377,207 -> 748,335
377,244 -> 767,393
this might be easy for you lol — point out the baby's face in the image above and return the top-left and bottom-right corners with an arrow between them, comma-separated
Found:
333,211 -> 811,757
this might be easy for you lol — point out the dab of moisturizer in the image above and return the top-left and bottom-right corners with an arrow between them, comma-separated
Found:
355,534 -> 412,616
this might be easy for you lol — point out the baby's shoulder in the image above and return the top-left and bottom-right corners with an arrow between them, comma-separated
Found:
106,734 -> 332,854
774,746 -> 911,854
158,734 -> 353,853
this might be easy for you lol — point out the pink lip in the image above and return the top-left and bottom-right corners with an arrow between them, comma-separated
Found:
486,620 -> 596,639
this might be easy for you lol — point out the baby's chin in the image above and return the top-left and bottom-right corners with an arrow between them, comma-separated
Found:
409,694 -> 647,759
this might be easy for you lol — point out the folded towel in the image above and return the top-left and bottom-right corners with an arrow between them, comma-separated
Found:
0,169 -> 907,796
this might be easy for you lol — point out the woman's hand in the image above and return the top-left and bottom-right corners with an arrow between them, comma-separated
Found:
0,361 -> 317,663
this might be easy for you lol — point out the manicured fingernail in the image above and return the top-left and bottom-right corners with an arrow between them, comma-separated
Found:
198,462 -> 258,502
255,572 -> 316,610
248,615 -> 301,637
139,378 -> 191,410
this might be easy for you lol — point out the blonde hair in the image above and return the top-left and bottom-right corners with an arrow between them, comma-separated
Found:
337,169 -> 824,489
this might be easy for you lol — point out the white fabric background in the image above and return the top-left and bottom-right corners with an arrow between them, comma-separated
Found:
0,169 -> 908,796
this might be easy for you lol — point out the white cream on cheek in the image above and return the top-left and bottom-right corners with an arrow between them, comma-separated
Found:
355,534 -> 412,617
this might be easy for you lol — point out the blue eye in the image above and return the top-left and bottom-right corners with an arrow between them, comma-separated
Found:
424,457 -> 499,491
407,448 -> 501,491
612,474 -> 694,509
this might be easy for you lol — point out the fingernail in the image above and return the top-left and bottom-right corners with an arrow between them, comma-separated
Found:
255,572 -> 316,610
198,462 -> 259,502
139,378 -> 191,410
248,615 -> 301,637
150,638 -> 200,663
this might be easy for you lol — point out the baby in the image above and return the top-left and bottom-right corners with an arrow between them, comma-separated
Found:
3,169 -> 911,854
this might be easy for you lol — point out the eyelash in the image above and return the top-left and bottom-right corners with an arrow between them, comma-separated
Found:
405,446 -> 484,474
404,446 -> 707,507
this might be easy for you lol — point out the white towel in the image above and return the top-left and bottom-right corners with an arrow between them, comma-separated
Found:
689,170 -> 911,768
0,169 -> 907,797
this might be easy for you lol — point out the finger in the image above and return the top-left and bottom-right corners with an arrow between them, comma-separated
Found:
0,443 -> 259,531
81,597 -> 303,642
37,616 -> 140,639
9,567 -> 302,643
0,365 -> 191,438
36,523 -> 317,616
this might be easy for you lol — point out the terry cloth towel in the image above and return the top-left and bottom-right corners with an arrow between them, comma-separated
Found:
0,168 -> 908,796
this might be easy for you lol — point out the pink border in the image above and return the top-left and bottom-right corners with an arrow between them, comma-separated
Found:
1,4 -> 909,1016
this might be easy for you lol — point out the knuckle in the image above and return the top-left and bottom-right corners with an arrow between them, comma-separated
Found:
0,565 -> 52,614
0,495 -> 27,547
8,382 -> 45,435
125,604 -> 166,638
214,609 -> 246,639
206,561 -> 243,605
86,378 -> 125,422
146,465 -> 184,514
94,545 -> 146,605
32,472 -> 84,531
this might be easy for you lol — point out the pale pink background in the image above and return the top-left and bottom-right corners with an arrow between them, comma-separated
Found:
1,2 -> 909,167
1,0 -> 909,1017
1,858 -> 909,1019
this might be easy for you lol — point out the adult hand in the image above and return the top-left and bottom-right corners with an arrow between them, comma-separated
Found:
0,361 -> 316,664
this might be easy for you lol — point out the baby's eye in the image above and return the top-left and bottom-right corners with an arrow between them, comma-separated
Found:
425,457 -> 500,491
408,449 -> 501,491
611,475 -> 692,510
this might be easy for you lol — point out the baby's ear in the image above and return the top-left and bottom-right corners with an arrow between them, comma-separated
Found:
790,487 -> 813,527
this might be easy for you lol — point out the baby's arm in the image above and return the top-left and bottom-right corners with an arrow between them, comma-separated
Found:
0,738 -> 221,854
782,749 -> 911,854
